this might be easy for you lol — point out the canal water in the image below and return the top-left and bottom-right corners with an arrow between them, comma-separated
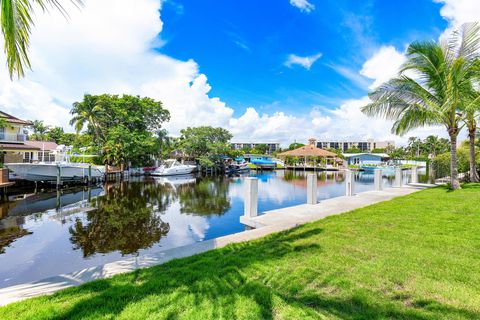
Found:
0,169 -> 427,287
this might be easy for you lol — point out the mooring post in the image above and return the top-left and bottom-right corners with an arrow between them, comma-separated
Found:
88,164 -> 92,184
374,168 -> 382,191
410,166 -> 418,184
244,177 -> 258,218
345,170 -> 354,196
394,167 -> 402,187
56,164 -> 62,189
307,173 -> 317,205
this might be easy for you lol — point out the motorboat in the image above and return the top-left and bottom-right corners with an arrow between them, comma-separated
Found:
7,163 -> 103,182
225,157 -> 250,175
151,159 -> 196,176
251,157 -> 277,169
6,145 -> 103,182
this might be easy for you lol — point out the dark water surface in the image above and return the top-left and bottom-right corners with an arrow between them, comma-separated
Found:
0,169 -> 427,287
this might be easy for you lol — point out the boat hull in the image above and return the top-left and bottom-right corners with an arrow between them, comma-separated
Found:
6,163 -> 103,182
151,165 -> 196,176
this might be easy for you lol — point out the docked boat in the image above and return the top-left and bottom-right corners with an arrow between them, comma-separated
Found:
6,145 -> 103,182
251,157 -> 277,170
360,165 -> 396,174
151,159 -> 196,176
7,162 -> 104,182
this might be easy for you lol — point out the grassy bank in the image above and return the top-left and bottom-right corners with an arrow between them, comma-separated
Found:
1,185 -> 479,319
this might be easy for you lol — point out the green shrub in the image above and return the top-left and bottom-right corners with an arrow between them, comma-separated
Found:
432,148 -> 480,178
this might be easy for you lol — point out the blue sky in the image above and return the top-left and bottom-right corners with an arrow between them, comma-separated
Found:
1,0 -> 476,145
159,0 -> 447,117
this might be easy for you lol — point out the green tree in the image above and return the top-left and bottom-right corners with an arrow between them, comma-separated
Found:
70,94 -> 170,166
1,0 -> 83,79
45,126 -> 64,143
362,23 -> 480,189
28,119 -> 50,140
288,142 -> 305,150
176,126 -> 232,168
462,83 -> 480,182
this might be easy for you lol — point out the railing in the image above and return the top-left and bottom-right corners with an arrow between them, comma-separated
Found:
0,133 -> 26,142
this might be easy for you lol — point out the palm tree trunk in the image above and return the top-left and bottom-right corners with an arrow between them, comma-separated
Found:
449,132 -> 461,189
468,127 -> 479,182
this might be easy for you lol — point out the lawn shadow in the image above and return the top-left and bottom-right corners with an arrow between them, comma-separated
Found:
49,227 -> 324,319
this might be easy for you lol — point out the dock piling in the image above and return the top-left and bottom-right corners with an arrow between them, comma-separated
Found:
345,170 -> 354,196
56,165 -> 62,189
307,173 -> 317,205
394,167 -> 402,187
410,166 -> 418,184
374,169 -> 382,191
244,177 -> 258,218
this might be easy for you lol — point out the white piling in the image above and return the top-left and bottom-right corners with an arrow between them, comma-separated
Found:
345,170 -> 354,196
410,166 -> 418,184
374,168 -> 382,191
244,177 -> 258,218
307,174 -> 317,205
394,167 -> 402,187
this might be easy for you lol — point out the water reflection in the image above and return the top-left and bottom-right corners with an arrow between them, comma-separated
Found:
69,181 -> 170,257
0,168 -> 428,287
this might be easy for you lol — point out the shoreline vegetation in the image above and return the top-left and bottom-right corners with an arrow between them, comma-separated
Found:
0,184 -> 479,319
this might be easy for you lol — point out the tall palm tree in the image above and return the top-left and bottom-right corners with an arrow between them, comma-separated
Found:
362,23 -> 480,189
463,93 -> 480,182
29,119 -> 50,140
1,0 -> 82,79
70,94 -> 105,141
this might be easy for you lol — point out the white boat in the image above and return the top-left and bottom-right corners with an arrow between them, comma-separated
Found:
151,159 -> 196,176
6,145 -> 103,182
6,162 -> 103,182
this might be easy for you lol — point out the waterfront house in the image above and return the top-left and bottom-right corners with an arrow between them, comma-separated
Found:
343,153 -> 390,166
0,112 -> 38,163
22,141 -> 59,163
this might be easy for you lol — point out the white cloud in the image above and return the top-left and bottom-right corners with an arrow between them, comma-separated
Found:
289,0 -> 315,13
0,0 -> 463,149
435,0 -> 480,35
360,46 -> 406,89
284,53 -> 322,70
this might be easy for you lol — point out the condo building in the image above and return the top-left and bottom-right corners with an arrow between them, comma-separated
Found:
231,142 -> 280,154
315,139 -> 395,152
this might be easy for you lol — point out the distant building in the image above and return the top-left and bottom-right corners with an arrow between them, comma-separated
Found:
231,142 -> 280,154
315,139 -> 395,152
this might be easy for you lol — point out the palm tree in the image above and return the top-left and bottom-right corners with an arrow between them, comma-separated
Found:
1,0 -> 82,79
463,96 -> 480,182
70,94 -> 105,141
362,23 -> 480,189
29,119 -> 50,140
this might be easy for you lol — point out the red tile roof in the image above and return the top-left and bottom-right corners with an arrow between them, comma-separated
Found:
0,111 -> 31,125
24,141 -> 58,151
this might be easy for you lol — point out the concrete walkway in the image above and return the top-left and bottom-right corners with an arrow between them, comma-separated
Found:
0,183 -> 435,306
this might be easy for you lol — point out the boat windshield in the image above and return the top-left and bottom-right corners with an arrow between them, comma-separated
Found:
163,160 -> 176,168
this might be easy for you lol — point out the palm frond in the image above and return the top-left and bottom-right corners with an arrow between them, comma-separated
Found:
1,0 -> 83,79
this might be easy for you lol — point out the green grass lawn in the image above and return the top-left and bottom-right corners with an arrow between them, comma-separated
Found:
1,185 -> 479,319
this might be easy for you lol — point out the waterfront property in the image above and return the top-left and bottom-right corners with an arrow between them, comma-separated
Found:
0,184 -> 478,319
278,139 -> 342,169
343,152 -> 390,166
0,112 -> 33,164
316,138 -> 395,152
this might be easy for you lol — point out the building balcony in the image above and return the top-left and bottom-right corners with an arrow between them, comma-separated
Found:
0,133 -> 27,142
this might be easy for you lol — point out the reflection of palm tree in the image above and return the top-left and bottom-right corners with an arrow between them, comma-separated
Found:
69,181 -> 170,257
178,177 -> 231,216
